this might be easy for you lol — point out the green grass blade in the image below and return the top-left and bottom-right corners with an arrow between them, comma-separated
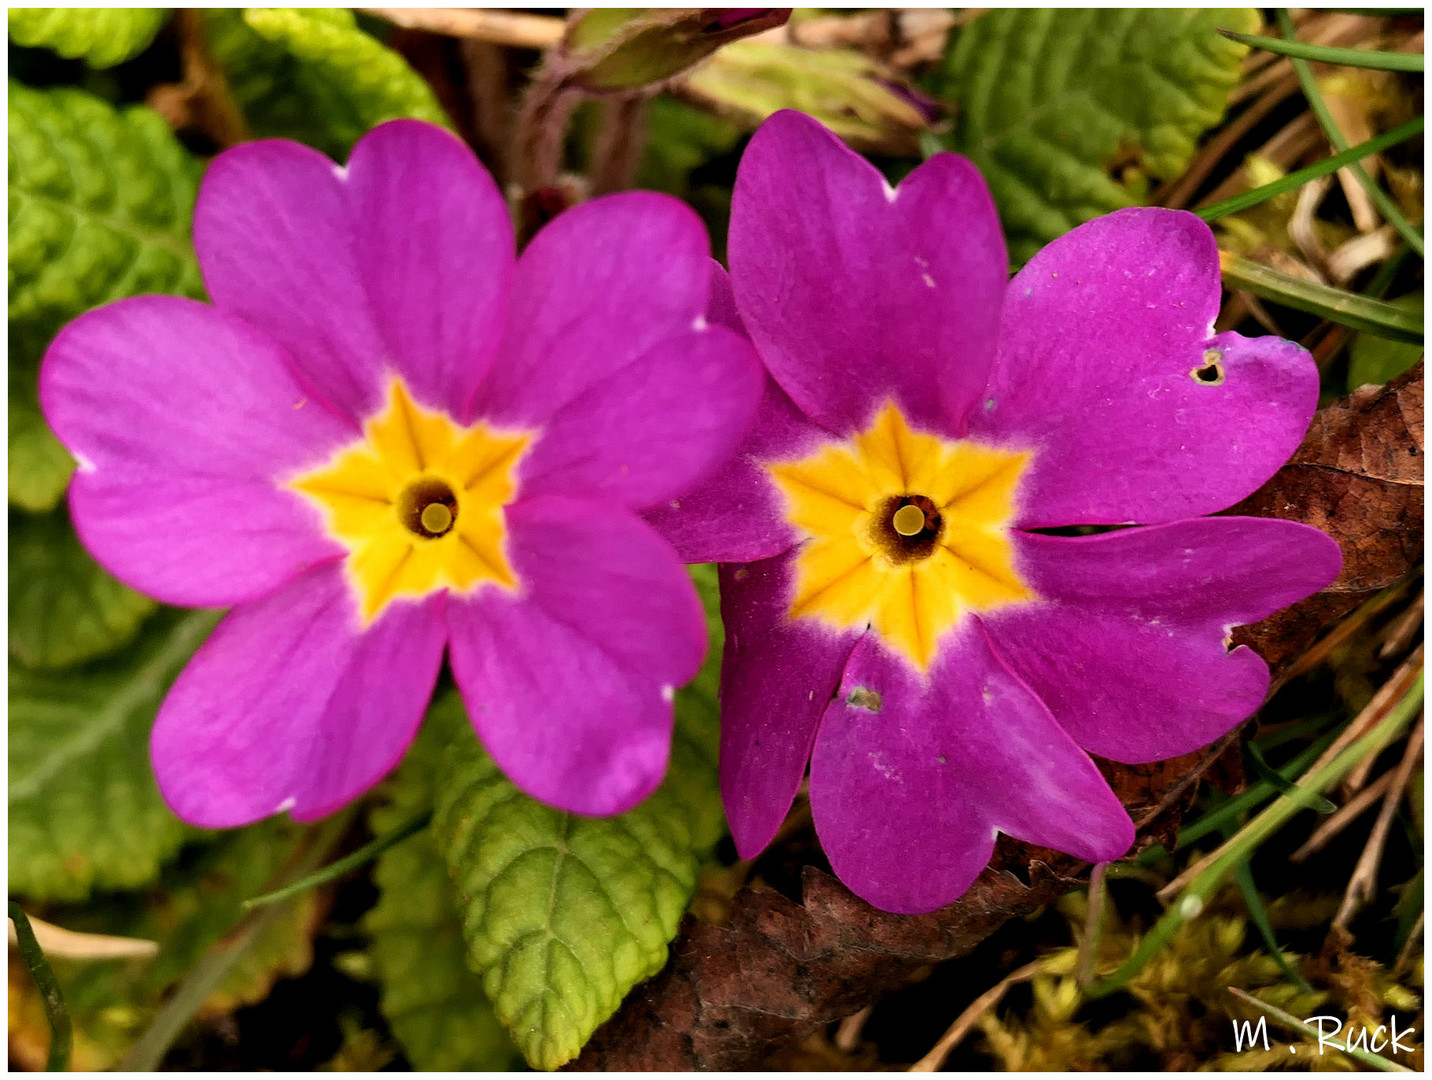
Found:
1197,116 -> 1424,221
1218,27 -> 1423,72
1244,741 -> 1337,814
1276,9 -> 1424,258
243,810 -> 432,911
1234,861 -> 1313,992
1175,730 -> 1339,849
1220,251 -> 1424,342
8,903 -> 71,1071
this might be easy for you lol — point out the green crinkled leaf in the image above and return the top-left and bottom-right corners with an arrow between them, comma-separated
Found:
205,7 -> 450,160
365,701 -> 522,1071
8,79 -> 204,510
8,8 -> 170,69
931,8 -> 1259,262
1347,293 -> 1424,391
8,608 -> 217,901
10,505 -> 156,670
433,565 -> 725,1069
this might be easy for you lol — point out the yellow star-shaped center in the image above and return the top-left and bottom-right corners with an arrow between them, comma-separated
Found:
287,379 -> 533,624
767,402 -> 1035,671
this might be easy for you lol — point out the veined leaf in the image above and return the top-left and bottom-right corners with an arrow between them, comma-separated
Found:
10,505 -> 156,670
8,80 -> 203,510
8,609 -> 216,901
930,8 -> 1258,261
8,8 -> 170,69
433,565 -> 725,1069
205,8 -> 450,160
365,700 -> 521,1072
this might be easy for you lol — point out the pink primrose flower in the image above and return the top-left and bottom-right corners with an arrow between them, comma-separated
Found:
648,110 -> 1343,914
41,120 -> 763,827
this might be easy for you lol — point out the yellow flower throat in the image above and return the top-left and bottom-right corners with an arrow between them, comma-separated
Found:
288,380 -> 532,624
768,402 -> 1035,672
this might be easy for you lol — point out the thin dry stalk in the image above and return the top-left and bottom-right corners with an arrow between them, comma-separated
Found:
1289,768 -> 1397,863
363,7 -> 562,49
1328,226 -> 1399,286
146,8 -> 249,147
1076,862 -> 1108,988
1378,593 -> 1424,662
834,1005 -> 873,1052
1393,912 -> 1423,978
1275,582 -> 1416,688
7,913 -> 158,961
1333,720 -> 1423,928
908,961 -> 1042,1072
1290,173 -> 1333,278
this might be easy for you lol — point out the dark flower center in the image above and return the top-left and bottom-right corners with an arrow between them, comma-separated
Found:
398,476 -> 458,539
870,494 -> 942,565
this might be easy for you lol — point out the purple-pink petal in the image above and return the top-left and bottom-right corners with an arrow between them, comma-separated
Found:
446,495 -> 707,817
195,137 -> 387,422
729,109 -> 1007,437
343,120 -> 514,422
810,626 -> 1135,914
718,555 -> 860,858
645,376 -> 820,563
151,564 -> 446,827
971,208 -> 1320,526
40,296 -> 348,607
645,264 -> 819,562
478,192 -> 760,509
984,518 -> 1343,762
196,121 -> 515,424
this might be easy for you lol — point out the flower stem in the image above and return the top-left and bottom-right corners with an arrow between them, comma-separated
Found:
8,902 -> 71,1072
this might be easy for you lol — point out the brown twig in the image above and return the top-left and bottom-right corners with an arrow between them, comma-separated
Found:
833,1005 -> 873,1052
1333,720 -> 1423,928
362,7 -> 563,49
908,961 -> 1042,1071
146,8 -> 249,147
1288,769 -> 1397,863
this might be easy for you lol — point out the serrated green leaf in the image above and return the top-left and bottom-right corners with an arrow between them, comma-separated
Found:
8,80 -> 203,510
205,8 -> 450,160
365,701 -> 522,1071
8,8 -> 170,69
433,565 -> 724,1069
8,609 -> 217,901
930,9 -> 1258,262
10,505 -> 156,670
8,79 -> 204,335
1347,293 -> 1424,391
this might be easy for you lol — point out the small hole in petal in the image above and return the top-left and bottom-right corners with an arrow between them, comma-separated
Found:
1191,349 -> 1225,386
847,687 -> 882,712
